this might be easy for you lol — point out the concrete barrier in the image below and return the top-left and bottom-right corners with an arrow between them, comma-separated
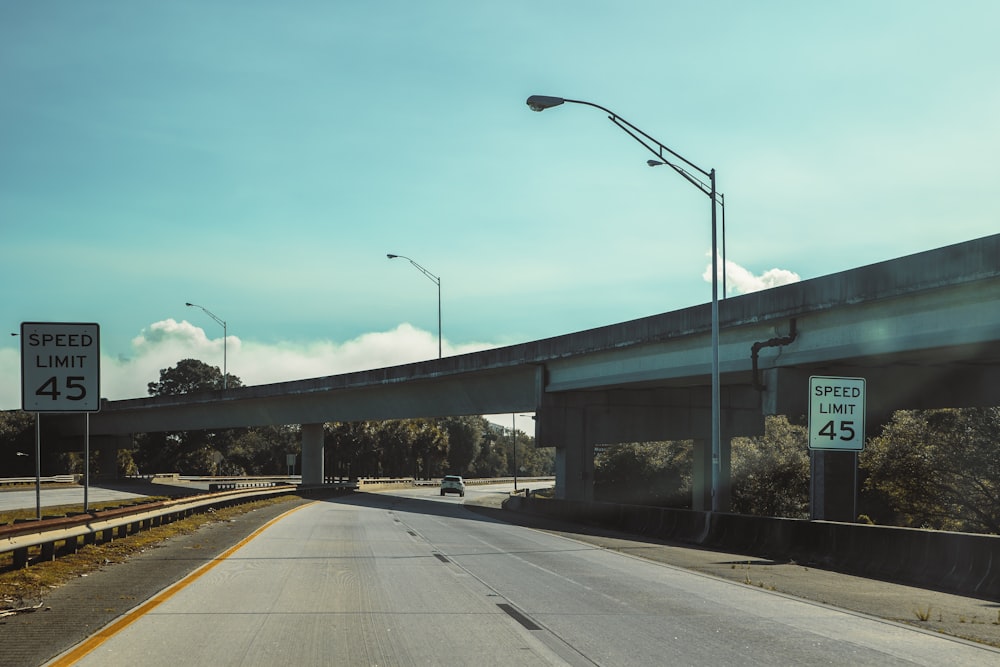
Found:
506,497 -> 1000,600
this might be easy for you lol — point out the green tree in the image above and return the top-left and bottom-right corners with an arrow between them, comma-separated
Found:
147,358 -> 242,395
0,410 -> 36,476
224,425 -> 300,475
730,416 -> 810,519
408,419 -> 449,479
860,408 -> 1000,533
439,416 -> 485,474
135,359 -> 245,475
594,441 -> 693,507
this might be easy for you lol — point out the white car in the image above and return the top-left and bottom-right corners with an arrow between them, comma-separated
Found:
440,475 -> 465,497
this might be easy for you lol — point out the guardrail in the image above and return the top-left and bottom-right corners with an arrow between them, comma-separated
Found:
403,476 -> 555,487
0,475 -> 77,486
0,484 -> 302,569
0,476 -> 550,570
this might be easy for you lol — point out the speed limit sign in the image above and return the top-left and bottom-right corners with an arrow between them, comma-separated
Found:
20,322 -> 101,413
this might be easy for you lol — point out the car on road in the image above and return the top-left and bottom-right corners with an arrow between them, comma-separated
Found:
440,475 -> 465,497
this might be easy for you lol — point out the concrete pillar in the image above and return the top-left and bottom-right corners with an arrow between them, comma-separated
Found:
97,445 -> 118,480
551,406 -> 592,502
301,423 -> 325,486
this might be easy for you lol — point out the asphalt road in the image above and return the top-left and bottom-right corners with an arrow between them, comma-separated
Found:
0,486 -> 149,513
40,484 -> 1000,666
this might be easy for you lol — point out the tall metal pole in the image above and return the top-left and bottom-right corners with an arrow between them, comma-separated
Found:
512,413 -> 518,492
710,170 -> 721,512
527,94 -> 723,511
83,412 -> 90,512
387,254 -> 442,358
436,277 -> 442,359
34,413 -> 41,520
185,302 -> 228,389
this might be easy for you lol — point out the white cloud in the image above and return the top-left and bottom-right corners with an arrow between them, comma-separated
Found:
0,320 -> 498,409
703,255 -> 801,295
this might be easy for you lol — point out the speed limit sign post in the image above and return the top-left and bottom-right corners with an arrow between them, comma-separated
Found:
20,322 -> 101,413
808,375 -> 865,450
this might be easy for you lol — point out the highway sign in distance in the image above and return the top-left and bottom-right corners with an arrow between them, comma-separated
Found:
808,375 -> 865,450
20,322 -> 101,413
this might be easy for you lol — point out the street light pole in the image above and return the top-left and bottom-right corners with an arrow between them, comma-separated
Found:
527,94 -> 723,512
511,413 -> 518,492
185,302 -> 228,390
387,254 -> 442,358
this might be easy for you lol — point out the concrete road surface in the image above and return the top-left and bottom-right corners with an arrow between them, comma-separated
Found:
46,485 -> 1000,666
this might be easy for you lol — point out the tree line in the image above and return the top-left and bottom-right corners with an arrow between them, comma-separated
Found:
594,408 -> 1000,534
3,358 -> 997,534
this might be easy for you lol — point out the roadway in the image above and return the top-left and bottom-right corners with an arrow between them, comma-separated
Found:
0,486 -> 149,513
46,483 -> 1000,666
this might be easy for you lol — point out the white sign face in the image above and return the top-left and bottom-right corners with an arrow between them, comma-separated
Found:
808,375 -> 865,450
20,322 -> 101,413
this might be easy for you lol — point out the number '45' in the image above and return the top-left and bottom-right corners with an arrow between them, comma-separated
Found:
35,376 -> 87,401
818,420 -> 855,441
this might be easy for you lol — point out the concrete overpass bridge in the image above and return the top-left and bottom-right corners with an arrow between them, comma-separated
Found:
50,234 -> 1000,520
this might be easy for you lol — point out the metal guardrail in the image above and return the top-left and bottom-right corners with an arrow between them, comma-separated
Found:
0,475 -> 77,486
0,476 -> 552,569
0,484 -> 299,569
410,476 -> 555,487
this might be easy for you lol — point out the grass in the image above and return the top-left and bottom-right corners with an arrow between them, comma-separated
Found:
0,495 -> 300,608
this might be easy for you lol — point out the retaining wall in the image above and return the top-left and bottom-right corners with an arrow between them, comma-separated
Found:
504,496 -> 1000,600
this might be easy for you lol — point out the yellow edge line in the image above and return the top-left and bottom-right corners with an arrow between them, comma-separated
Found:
48,500 -> 318,666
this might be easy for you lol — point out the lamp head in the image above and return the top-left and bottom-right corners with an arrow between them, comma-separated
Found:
526,95 -> 565,112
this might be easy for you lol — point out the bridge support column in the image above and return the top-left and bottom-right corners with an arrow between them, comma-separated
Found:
301,423 -> 325,486
97,444 -> 119,480
550,406 -> 592,502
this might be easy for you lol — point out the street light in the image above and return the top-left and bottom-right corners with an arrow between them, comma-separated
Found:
527,94 -> 723,512
185,302 -> 228,390
648,161 -> 727,299
387,254 -> 442,359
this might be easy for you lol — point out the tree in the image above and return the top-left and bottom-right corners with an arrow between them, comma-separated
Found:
407,419 -> 449,479
0,410 -> 36,476
136,359 -> 245,475
594,441 -> 693,507
439,416 -> 485,474
730,416 -> 810,519
147,358 -> 242,396
860,408 -> 1000,533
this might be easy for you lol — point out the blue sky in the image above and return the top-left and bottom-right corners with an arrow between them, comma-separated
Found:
2,1 -> 998,415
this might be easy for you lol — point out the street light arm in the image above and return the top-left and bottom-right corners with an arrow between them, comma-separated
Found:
185,301 -> 228,390
527,95 -> 714,195
185,302 -> 226,328
386,254 -> 440,286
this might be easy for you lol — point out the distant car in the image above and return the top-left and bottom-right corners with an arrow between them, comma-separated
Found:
440,475 -> 465,497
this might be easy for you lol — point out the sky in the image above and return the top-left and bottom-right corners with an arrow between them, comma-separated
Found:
2,1 -> 999,428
